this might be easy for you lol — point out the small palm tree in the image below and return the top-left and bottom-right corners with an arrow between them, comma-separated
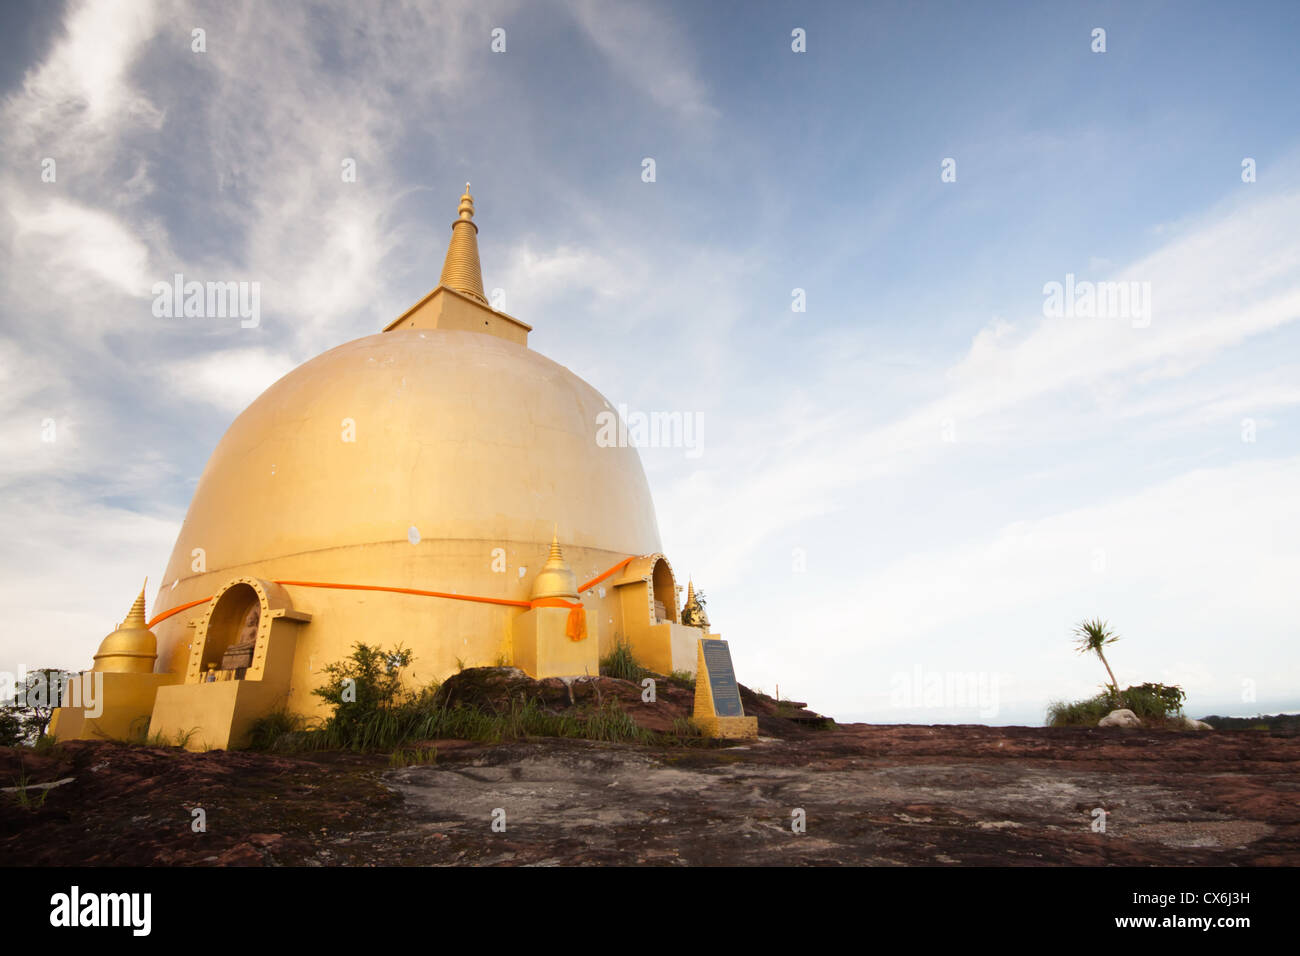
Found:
1073,618 -> 1122,703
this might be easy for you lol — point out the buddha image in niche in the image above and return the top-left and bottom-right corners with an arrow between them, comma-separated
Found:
220,600 -> 260,671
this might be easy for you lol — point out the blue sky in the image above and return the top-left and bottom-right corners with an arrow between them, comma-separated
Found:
2,0 -> 1298,724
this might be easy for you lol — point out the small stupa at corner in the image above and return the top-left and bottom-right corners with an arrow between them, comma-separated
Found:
51,185 -> 748,749
50,580 -> 182,742
92,579 -> 158,673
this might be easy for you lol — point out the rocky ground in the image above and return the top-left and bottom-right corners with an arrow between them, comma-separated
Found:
3,696 -> 1296,866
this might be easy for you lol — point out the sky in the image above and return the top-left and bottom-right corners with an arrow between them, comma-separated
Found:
2,0 -> 1298,725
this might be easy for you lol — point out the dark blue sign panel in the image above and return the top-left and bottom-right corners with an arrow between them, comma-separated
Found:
701,639 -> 743,716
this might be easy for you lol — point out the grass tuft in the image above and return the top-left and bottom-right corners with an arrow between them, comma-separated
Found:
599,636 -> 648,682
8,771 -> 51,811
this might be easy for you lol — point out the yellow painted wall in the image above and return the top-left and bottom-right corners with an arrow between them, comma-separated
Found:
149,677 -> 290,751
512,605 -> 601,679
48,672 -> 182,742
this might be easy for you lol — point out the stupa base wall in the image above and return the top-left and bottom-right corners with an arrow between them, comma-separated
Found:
512,606 -> 600,678
148,679 -> 289,751
691,715 -> 759,739
629,621 -> 703,677
49,672 -> 183,742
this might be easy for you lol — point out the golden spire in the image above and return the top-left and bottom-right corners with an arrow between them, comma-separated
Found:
531,528 -> 579,600
122,578 -> 148,629
438,182 -> 488,304
681,578 -> 707,630
93,578 -> 158,674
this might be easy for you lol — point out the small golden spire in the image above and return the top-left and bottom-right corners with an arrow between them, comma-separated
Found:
681,578 -> 708,630
532,527 -> 579,600
439,183 -> 488,304
121,577 -> 148,629
93,578 -> 158,674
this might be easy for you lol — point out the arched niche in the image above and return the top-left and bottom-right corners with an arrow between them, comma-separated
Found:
651,557 -> 678,623
203,581 -> 261,671
613,553 -> 680,630
186,577 -> 310,684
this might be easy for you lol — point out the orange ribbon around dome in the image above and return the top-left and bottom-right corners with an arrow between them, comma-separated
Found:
143,555 -> 639,641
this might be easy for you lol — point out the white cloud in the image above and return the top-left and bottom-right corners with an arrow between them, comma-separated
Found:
659,183 -> 1300,596
9,0 -> 163,141
8,196 -> 154,298
567,0 -> 717,122
165,347 -> 299,412
0,486 -> 180,673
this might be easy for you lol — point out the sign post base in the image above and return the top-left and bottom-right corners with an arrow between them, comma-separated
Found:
690,638 -> 758,739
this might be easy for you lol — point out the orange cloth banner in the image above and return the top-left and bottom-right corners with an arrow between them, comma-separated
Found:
529,597 -> 587,641
273,580 -> 531,608
146,597 -> 213,629
578,555 -> 634,592
145,554 -> 636,636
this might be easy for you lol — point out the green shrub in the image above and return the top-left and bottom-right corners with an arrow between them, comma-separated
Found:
1046,695 -> 1114,727
0,708 -> 24,747
1120,682 -> 1185,720
1047,683 -> 1186,727
310,643 -> 414,750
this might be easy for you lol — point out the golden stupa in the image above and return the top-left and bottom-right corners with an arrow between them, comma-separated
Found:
92,579 -> 158,673
51,185 -> 719,749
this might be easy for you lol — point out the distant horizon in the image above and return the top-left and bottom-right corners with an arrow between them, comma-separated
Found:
832,703 -> 1300,728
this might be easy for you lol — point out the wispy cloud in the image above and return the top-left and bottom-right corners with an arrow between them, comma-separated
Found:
165,347 -> 299,412
567,0 -> 717,123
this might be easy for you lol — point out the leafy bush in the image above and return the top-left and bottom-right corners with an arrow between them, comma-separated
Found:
1046,696 -> 1114,727
0,708 -> 24,747
1047,683 -> 1186,727
298,643 -> 416,749
1121,682 -> 1185,720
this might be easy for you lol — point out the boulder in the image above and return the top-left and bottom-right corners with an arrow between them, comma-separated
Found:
1098,708 -> 1141,728
1182,717 -> 1214,731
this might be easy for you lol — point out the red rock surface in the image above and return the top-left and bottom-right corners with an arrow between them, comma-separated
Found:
2,721 -> 1296,866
